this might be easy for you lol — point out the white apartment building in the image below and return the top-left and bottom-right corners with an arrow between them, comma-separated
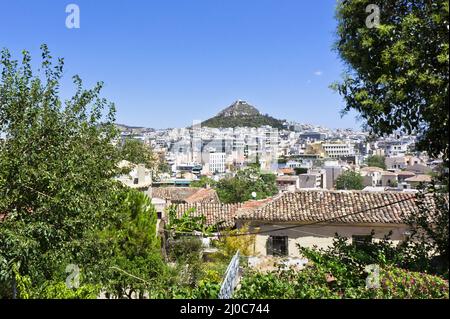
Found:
206,152 -> 226,174
322,142 -> 355,158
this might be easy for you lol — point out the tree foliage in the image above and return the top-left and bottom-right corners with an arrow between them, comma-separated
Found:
335,170 -> 364,190
166,205 -> 221,235
0,45 -> 121,297
213,224 -> 256,257
334,0 -> 449,284
366,155 -> 386,170
216,167 -> 278,203
334,0 -> 449,163
98,189 -> 166,299
405,185 -> 449,274
202,114 -> 285,130
294,167 -> 308,175
234,235 -> 449,299
190,176 -> 217,188
119,138 -> 156,170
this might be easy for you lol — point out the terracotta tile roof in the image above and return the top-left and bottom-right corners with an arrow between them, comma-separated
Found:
236,190 -> 439,225
408,164 -> 432,174
397,171 -> 416,177
175,199 -> 274,229
241,198 -> 274,210
152,187 -> 199,202
185,188 -> 220,204
381,171 -> 397,176
405,175 -> 432,183
361,166 -> 385,173
175,203 -> 243,229
278,168 -> 295,175
276,176 -> 299,182
152,187 -> 219,203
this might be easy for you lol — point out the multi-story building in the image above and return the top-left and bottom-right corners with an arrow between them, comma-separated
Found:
205,151 -> 226,174
322,161 -> 345,190
322,142 -> 355,158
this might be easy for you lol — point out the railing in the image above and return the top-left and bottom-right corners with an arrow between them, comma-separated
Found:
218,250 -> 240,299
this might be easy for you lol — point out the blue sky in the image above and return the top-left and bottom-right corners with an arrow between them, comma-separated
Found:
0,0 -> 361,129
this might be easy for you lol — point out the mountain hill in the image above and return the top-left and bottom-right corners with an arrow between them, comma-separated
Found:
114,124 -> 154,134
201,100 -> 285,129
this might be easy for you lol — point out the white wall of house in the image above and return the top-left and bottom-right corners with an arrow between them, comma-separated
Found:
361,171 -> 383,187
385,157 -> 407,170
381,174 -> 398,187
245,223 -> 409,257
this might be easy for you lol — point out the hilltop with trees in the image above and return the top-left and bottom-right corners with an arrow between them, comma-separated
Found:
201,100 -> 286,129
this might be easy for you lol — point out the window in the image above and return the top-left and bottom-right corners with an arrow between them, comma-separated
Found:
267,236 -> 288,256
352,235 -> 373,247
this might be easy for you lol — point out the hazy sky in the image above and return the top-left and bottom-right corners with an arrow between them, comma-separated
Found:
1,0 -> 362,130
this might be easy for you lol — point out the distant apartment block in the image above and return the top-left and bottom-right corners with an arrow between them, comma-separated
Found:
322,142 -> 355,158
205,151 -> 226,174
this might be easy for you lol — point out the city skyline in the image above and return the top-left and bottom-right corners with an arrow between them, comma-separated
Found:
0,0 -> 361,130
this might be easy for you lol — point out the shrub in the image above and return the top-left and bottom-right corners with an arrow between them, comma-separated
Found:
234,265 -> 449,299
234,237 -> 449,299
214,225 -> 256,258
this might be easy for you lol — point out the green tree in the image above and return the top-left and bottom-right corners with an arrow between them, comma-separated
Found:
334,0 -> 449,163
294,167 -> 308,175
216,167 -> 278,203
404,184 -> 449,276
119,138 -> 156,170
0,45 -> 121,297
98,189 -> 166,299
190,176 -> 217,188
366,155 -> 386,170
278,156 -> 288,164
234,235 -> 449,299
166,205 -> 221,235
335,171 -> 364,190
334,1 -> 449,277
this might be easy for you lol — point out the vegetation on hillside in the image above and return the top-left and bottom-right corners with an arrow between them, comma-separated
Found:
202,114 -> 285,129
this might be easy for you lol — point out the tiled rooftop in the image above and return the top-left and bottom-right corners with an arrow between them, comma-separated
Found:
175,203 -> 242,229
175,199 -> 271,229
236,190 -> 439,225
152,187 -> 219,203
